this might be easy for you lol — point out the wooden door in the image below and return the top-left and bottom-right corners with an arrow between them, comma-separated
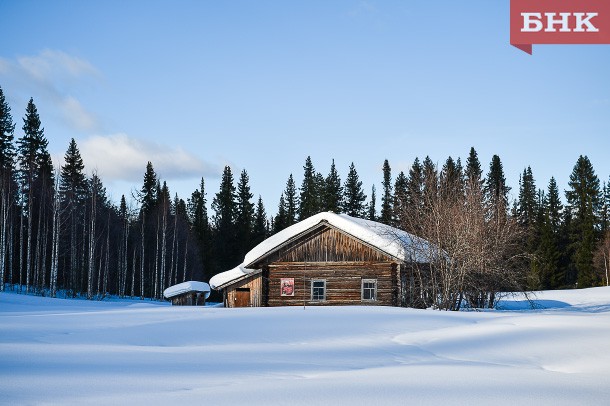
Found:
234,288 -> 250,307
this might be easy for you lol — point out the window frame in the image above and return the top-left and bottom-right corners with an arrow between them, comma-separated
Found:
361,278 -> 377,302
311,279 -> 326,302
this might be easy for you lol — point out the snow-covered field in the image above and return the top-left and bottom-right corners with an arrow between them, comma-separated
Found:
1,288 -> 610,405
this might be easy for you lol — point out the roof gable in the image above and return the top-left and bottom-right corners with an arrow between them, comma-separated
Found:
248,221 -> 397,267
210,212 -> 434,290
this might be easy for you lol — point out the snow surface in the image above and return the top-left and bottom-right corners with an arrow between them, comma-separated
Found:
163,281 -> 211,299
1,287 -> 610,405
210,211 -> 433,289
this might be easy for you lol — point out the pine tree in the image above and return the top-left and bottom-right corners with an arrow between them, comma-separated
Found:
565,155 -> 601,288
299,156 -> 320,219
235,169 -> 254,258
342,162 -> 366,218
367,185 -> 377,221
211,166 -> 238,274
380,159 -> 393,225
322,159 -> 342,213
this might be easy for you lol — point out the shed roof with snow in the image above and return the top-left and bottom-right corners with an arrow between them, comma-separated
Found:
163,281 -> 211,300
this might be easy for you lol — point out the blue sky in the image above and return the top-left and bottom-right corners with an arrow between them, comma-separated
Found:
1,0 -> 609,213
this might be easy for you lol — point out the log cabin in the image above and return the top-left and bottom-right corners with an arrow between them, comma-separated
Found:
163,281 -> 211,306
209,212 -> 434,308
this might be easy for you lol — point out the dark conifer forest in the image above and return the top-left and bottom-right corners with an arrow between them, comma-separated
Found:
0,87 -> 609,301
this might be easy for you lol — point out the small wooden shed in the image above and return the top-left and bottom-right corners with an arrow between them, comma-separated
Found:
210,212 -> 432,308
163,281 -> 211,306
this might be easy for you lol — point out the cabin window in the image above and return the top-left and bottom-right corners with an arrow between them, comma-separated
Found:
311,280 -> 326,301
362,279 -> 377,301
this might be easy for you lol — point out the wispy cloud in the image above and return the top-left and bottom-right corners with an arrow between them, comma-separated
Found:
79,133 -> 221,182
0,49 -> 100,132
17,49 -> 99,82
347,1 -> 378,18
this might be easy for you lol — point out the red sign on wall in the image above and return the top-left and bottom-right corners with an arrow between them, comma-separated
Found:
281,278 -> 294,296
510,0 -> 610,54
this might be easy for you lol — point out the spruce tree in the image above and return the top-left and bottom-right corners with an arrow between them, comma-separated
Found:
188,178 -> 211,279
17,98 -> 53,293
517,167 -> 537,226
138,162 -> 158,218
18,99 -> 47,204
380,159 -> 393,225
211,166 -> 238,274
253,196 -> 268,246
537,177 -> 563,289
59,138 -> 89,293
299,156 -> 320,219
342,162 -> 366,218
393,171 -> 408,227
235,169 -> 255,258
515,166 -> 540,289
284,174 -> 298,226
422,156 -> 438,212
405,157 -> 423,232
600,180 -> 610,235
322,159 -> 342,213
565,155 -> 601,288
484,154 -> 510,218
60,139 -> 88,206
0,86 -> 15,173
274,193 -> 288,233
465,147 -> 483,189
368,185 -> 377,221
440,156 -> 463,200
0,86 -> 16,291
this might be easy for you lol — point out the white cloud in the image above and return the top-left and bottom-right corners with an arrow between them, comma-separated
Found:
0,58 -> 9,74
0,49 -> 100,132
17,49 -> 99,82
347,1 -> 378,18
61,96 -> 97,132
79,133 -> 221,182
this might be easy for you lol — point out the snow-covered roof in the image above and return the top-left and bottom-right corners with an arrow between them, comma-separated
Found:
163,281 -> 211,299
208,265 -> 261,291
210,212 -> 435,290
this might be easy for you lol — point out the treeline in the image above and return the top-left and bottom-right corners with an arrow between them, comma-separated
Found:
1,85 -> 608,302
0,90 -> 205,299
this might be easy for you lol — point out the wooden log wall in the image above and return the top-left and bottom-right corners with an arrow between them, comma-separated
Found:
225,273 -> 263,308
171,292 -> 206,306
266,262 -> 397,307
